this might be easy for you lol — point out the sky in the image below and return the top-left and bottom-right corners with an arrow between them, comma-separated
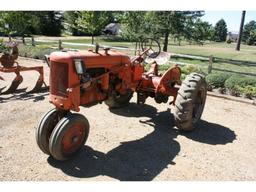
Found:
201,11 -> 256,32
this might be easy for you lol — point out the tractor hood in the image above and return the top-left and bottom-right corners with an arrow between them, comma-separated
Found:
49,49 -> 131,67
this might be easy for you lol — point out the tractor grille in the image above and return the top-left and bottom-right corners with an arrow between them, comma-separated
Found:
50,62 -> 69,97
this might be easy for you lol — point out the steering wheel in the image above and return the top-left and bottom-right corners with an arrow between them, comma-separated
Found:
141,38 -> 161,58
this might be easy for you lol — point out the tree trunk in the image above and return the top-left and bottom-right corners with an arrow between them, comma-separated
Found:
91,34 -> 94,44
236,11 -> 246,51
163,31 -> 169,52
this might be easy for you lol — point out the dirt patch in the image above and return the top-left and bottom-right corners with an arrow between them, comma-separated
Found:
0,58 -> 256,181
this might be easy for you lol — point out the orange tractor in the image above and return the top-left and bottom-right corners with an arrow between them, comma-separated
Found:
36,39 -> 207,161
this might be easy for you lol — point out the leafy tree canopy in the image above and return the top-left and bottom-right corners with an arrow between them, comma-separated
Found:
242,20 -> 256,45
214,19 -> 228,42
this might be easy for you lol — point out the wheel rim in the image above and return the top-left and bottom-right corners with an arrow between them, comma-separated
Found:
61,123 -> 85,155
192,87 -> 206,123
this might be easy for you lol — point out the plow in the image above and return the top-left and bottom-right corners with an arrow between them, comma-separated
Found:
35,38 -> 207,161
0,42 -> 47,95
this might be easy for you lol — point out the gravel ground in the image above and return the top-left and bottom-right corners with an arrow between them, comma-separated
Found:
0,58 -> 256,181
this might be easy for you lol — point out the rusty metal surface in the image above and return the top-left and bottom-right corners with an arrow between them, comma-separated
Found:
48,39 -> 180,112
0,44 -> 47,95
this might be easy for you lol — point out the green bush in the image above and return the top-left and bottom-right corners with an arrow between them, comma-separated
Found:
205,73 -> 231,88
226,37 -> 232,44
18,45 -> 56,60
238,85 -> 256,97
181,73 -> 187,81
158,64 -> 173,72
181,64 -> 202,75
224,74 -> 256,90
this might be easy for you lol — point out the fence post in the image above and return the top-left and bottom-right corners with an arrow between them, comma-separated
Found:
31,37 -> 35,46
22,36 -> 26,45
58,40 -> 63,50
135,41 -> 137,56
208,55 -> 213,74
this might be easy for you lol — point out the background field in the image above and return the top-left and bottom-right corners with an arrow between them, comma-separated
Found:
16,36 -> 256,75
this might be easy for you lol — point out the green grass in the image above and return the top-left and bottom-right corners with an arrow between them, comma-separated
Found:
165,39 -> 256,75
170,57 -> 256,74
168,42 -> 256,62
17,36 -> 256,76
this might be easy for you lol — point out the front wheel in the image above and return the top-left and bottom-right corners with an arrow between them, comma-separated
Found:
49,113 -> 90,161
36,108 -> 60,155
174,73 -> 207,131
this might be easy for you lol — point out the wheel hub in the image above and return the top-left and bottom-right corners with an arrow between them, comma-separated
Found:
62,124 -> 85,155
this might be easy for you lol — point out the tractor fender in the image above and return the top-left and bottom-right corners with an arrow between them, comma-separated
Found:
155,65 -> 181,94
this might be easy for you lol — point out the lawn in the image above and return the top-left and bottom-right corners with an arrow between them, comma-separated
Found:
169,42 -> 256,62
18,36 -> 256,75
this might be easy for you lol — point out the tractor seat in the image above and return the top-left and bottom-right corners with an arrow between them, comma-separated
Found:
144,62 -> 158,78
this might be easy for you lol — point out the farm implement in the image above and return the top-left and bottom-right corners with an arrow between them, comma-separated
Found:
0,42 -> 47,94
36,38 -> 207,161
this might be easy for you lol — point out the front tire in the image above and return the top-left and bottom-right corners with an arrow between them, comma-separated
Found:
36,108 -> 59,155
49,113 -> 90,161
174,73 -> 207,131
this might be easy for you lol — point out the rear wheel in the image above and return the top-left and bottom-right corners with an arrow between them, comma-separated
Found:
49,113 -> 90,161
105,89 -> 133,109
174,73 -> 207,131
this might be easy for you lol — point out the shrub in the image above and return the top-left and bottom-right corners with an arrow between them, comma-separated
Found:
238,85 -> 256,98
226,37 -> 232,44
224,74 -> 256,90
181,73 -> 187,81
158,64 -> 173,72
181,64 -> 202,75
205,73 -> 231,88
18,44 -> 56,60
0,40 -> 18,54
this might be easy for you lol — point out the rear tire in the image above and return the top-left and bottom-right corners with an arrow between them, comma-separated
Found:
105,89 -> 133,109
174,73 -> 207,131
49,113 -> 90,161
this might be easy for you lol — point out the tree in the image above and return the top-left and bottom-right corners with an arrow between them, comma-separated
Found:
0,11 -> 64,37
35,11 -> 63,36
153,11 -> 185,51
184,18 -> 214,44
214,19 -> 228,42
64,11 -> 80,35
242,20 -> 256,45
64,11 -> 117,36
76,11 -> 112,44
0,11 -> 39,39
119,11 -> 150,41
153,11 -> 204,51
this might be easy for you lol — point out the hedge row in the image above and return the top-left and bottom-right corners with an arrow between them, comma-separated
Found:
206,72 -> 256,98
